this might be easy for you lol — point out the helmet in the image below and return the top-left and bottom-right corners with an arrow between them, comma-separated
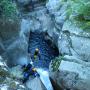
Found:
32,68 -> 36,72
35,48 -> 39,52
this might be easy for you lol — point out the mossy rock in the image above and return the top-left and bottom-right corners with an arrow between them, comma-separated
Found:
0,69 -> 9,77
64,0 -> 90,32
51,56 -> 64,72
0,68 -> 10,84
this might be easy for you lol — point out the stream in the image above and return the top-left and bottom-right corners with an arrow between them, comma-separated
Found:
28,31 -> 59,68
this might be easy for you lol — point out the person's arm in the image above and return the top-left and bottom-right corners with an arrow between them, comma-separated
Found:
22,64 -> 26,69
38,51 -> 41,60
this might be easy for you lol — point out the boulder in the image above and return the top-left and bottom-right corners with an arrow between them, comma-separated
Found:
49,56 -> 90,90
58,20 -> 90,61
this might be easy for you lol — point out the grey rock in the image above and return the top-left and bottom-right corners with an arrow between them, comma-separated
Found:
49,56 -> 90,90
58,32 -> 71,55
0,19 -> 20,50
70,35 -> 90,62
47,0 -> 90,90
26,77 -> 47,90
20,19 -> 31,41
10,65 -> 23,79
0,18 -> 30,67
5,37 -> 29,66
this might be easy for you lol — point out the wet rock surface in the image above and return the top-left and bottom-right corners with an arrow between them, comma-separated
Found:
28,31 -> 59,68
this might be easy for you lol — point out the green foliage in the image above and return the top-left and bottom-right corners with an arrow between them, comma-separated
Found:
62,0 -> 90,31
0,0 -> 17,19
51,56 -> 63,72
71,1 -> 90,19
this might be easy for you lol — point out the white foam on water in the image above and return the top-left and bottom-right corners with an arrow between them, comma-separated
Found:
36,68 -> 53,90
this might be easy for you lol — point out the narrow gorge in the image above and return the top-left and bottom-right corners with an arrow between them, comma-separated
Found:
0,0 -> 90,90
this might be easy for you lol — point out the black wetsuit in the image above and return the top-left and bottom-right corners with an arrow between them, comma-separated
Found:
34,50 -> 41,60
22,63 -> 39,83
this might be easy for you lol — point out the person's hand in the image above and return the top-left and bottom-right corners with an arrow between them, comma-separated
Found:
34,72 -> 40,77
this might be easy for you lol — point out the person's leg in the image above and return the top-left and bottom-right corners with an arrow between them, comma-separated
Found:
34,72 -> 40,77
22,77 -> 28,83
23,72 -> 29,83
38,54 -> 41,60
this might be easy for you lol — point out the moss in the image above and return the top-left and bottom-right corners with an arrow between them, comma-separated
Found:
51,56 -> 64,72
63,0 -> 90,32
0,69 -> 9,77
0,68 -> 10,84
0,0 -> 17,19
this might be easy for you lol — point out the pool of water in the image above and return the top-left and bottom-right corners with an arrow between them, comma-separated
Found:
28,31 -> 59,68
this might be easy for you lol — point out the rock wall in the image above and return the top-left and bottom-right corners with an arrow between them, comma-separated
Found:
46,0 -> 90,90
0,18 -> 29,66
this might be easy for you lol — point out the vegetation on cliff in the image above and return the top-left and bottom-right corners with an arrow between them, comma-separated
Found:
62,0 -> 90,31
51,56 -> 63,71
0,0 -> 17,20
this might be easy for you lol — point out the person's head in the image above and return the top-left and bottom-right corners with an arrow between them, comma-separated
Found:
32,68 -> 36,72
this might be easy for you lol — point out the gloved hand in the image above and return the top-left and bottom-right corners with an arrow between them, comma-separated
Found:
34,72 -> 40,77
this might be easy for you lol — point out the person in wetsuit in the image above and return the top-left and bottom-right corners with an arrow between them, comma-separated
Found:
33,48 -> 41,60
22,63 -> 40,83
